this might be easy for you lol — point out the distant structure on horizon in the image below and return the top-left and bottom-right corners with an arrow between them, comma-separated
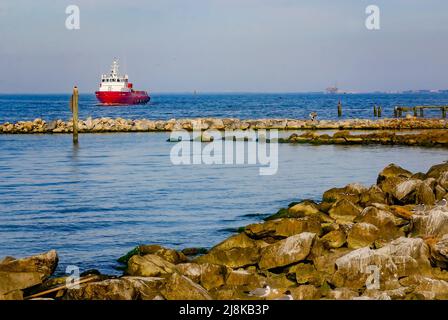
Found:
326,83 -> 339,94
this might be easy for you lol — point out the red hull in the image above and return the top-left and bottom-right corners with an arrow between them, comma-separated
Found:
95,91 -> 150,105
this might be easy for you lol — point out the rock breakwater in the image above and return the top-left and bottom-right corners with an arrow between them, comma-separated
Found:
281,130 -> 448,147
1,117 -> 448,134
2,161 -> 448,300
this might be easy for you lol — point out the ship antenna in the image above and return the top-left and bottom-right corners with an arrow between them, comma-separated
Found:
111,58 -> 120,77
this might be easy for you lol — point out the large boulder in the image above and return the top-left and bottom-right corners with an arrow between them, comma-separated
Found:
225,269 -> 265,288
411,208 -> 448,238
377,164 -> 413,184
320,230 -> 346,249
328,199 -> 362,223
194,233 -> 263,268
161,273 -> 212,300
322,183 -> 367,204
426,234 -> 448,268
140,245 -> 188,264
258,233 -> 316,270
288,285 -> 321,300
127,254 -> 175,277
0,250 -> 58,280
175,263 -> 203,283
355,206 -> 404,241
415,182 -> 436,205
403,276 -> 448,300
199,263 -> 228,290
64,278 -> 138,300
360,185 -> 387,206
0,250 -> 58,298
289,263 -> 325,286
347,223 -> 379,249
437,172 -> 448,190
390,179 -> 421,204
176,262 -> 230,290
326,288 -> 359,300
426,162 -> 448,179
287,200 -> 321,217
332,237 -> 431,289
121,277 -> 164,300
245,217 -> 321,239
119,245 -> 188,265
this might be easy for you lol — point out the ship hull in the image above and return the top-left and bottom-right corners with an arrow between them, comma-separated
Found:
95,91 -> 150,105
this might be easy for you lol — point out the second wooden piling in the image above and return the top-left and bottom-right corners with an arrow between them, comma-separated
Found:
71,86 -> 79,144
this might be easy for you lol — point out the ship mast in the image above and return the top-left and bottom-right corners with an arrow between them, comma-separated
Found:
110,59 -> 120,77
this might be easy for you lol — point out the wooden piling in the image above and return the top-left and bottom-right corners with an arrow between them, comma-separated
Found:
443,107 -> 447,118
394,107 -> 398,118
413,107 -> 417,117
337,101 -> 342,117
378,106 -> 382,117
420,108 -> 424,118
373,105 -> 378,117
71,86 -> 79,144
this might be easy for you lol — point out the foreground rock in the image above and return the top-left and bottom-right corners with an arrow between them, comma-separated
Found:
258,233 -> 316,270
0,250 -> 58,300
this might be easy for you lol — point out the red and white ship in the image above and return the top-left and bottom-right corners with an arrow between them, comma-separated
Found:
95,59 -> 150,105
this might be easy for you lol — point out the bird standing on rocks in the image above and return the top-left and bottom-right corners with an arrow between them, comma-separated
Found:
274,290 -> 294,300
247,285 -> 271,298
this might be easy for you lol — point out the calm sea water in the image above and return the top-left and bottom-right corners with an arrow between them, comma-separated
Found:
1,93 -> 448,123
0,132 -> 447,274
1,93 -> 448,275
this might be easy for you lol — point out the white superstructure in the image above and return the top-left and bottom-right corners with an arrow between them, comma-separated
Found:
98,59 -> 131,92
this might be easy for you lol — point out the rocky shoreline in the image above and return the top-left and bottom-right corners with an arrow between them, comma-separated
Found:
1,117 -> 448,134
2,161 -> 448,300
280,130 -> 448,147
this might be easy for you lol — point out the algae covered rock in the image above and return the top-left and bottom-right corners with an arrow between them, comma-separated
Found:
0,250 -> 58,298
377,163 -> 413,184
328,199 -> 362,223
64,278 -> 138,300
411,208 -> 448,238
323,183 -> 367,204
194,233 -> 263,268
245,217 -> 321,239
332,237 -> 431,289
0,250 -> 58,281
347,223 -> 379,249
258,232 -> 316,270
288,285 -> 321,300
161,273 -> 212,300
320,230 -> 346,249
127,254 -> 175,277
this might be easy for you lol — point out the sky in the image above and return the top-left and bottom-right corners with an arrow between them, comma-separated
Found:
0,0 -> 447,93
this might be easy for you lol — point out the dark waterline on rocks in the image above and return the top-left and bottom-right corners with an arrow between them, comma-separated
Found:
0,132 -> 447,275
2,93 -> 448,123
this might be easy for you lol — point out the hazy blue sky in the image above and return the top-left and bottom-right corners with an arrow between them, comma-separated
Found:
0,0 -> 447,93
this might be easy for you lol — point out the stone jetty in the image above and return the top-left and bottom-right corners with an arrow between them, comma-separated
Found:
2,161 -> 448,300
281,130 -> 448,147
1,117 -> 448,134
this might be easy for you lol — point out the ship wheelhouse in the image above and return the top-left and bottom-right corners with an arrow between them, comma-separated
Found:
98,59 -> 132,92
